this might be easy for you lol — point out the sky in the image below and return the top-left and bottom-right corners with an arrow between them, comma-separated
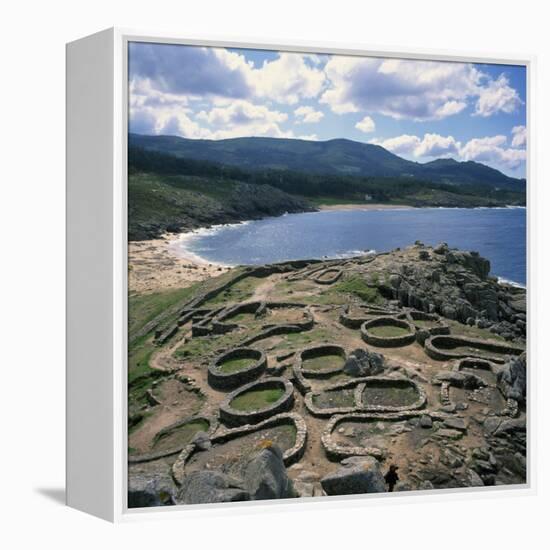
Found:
128,42 -> 527,178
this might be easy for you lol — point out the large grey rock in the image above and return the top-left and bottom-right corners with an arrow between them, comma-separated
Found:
177,471 -> 249,505
242,446 -> 295,500
497,352 -> 527,403
433,370 -> 486,390
320,457 -> 386,495
343,349 -> 384,378
443,417 -> 469,432
128,471 -> 176,508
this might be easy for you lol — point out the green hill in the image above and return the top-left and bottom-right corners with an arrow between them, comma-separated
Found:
129,134 -> 525,191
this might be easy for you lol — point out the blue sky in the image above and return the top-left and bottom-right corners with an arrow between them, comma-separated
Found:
129,42 -> 527,177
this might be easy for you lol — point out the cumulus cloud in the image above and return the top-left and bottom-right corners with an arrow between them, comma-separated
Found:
251,53 -> 326,104
321,57 -> 480,120
460,135 -> 526,170
129,43 -> 251,98
129,43 -> 325,106
195,100 -> 293,139
355,115 -> 376,133
474,75 -> 522,117
370,130 -> 526,173
321,57 -> 522,121
370,133 -> 460,157
511,125 -> 527,148
294,105 -> 324,123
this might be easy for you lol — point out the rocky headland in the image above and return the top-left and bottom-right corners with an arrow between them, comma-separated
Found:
127,243 -> 527,507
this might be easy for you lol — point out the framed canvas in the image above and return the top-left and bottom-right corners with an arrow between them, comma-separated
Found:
66,28 -> 535,522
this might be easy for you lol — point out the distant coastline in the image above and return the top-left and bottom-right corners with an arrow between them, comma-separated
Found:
318,203 -> 413,211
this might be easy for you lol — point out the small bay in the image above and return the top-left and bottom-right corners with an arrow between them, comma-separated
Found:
175,207 -> 526,286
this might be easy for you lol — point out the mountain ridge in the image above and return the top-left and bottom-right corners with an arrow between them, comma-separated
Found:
129,133 -> 525,191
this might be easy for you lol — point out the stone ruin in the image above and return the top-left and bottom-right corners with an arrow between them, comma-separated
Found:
128,246 -> 527,506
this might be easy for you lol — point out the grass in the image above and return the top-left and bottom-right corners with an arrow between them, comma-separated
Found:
331,275 -> 383,304
227,312 -> 257,324
312,389 -> 356,409
202,276 -> 264,306
128,284 -> 198,337
218,357 -> 256,373
447,320 -> 505,342
153,419 -> 210,451
230,388 -> 285,411
368,325 -> 411,338
302,354 -> 345,371
282,327 -> 338,348
362,384 -> 419,407
413,319 -> 438,328
175,330 -> 244,361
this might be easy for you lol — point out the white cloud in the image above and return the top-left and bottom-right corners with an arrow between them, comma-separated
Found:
371,134 -> 420,155
415,133 -> 461,157
369,131 -> 525,173
321,57 -> 522,121
321,57 -> 481,120
511,125 -> 527,148
460,135 -> 526,170
355,115 -> 376,133
294,106 -> 324,123
370,133 -> 460,158
250,53 -> 326,105
474,75 -> 522,117
196,100 -> 292,139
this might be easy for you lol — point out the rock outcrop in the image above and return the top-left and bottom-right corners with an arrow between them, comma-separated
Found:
497,352 -> 527,403
343,348 -> 385,377
320,456 -> 386,495
177,445 -> 296,505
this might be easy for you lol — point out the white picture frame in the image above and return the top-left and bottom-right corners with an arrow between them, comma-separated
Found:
66,27 -> 536,522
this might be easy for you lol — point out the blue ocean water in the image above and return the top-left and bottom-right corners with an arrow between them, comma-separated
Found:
178,207 -> 527,286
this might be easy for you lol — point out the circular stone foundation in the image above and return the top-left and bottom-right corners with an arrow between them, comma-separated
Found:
171,413 -> 307,484
299,344 -> 347,376
219,377 -> 294,426
208,347 -> 267,390
361,316 -> 416,347
424,334 -> 524,363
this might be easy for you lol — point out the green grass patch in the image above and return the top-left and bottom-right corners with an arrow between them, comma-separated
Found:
312,389 -> 356,409
153,419 -> 210,451
303,354 -> 345,371
230,388 -> 285,411
331,275 -> 383,304
218,357 -> 256,374
129,285 -> 198,336
368,325 -> 411,338
202,276 -> 264,306
447,320 -> 505,342
175,330 -> 245,361
413,319 -> 438,328
362,384 -> 419,407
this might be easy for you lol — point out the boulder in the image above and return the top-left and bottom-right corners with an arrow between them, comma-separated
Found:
343,349 -> 384,377
177,471 -> 249,505
419,415 -> 433,429
242,445 -> 295,500
320,457 -> 386,495
433,370 -> 486,390
497,352 -> 527,403
128,471 -> 177,508
443,417 -> 468,432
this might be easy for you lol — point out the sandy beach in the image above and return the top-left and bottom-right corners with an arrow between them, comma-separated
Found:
129,234 -> 231,294
318,203 -> 413,211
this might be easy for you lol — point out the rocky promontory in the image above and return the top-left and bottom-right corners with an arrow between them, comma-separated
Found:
127,244 -> 527,507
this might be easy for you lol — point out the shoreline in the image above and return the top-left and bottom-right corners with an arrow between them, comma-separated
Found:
317,203 -> 412,211
128,234 -> 232,295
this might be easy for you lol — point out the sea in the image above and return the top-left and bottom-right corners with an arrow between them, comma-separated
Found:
173,207 -> 527,287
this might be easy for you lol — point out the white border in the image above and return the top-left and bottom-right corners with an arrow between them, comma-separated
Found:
111,28 -> 535,522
